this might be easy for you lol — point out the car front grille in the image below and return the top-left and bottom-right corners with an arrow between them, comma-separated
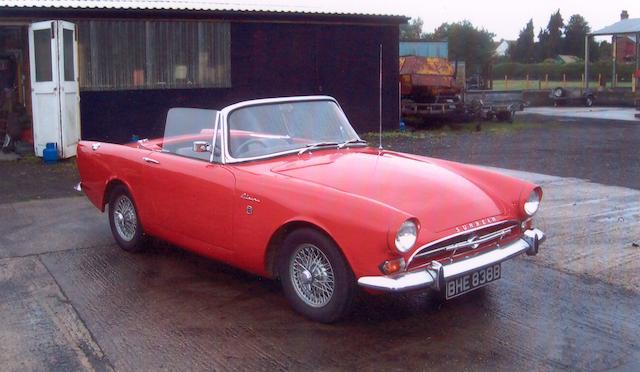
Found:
408,220 -> 521,269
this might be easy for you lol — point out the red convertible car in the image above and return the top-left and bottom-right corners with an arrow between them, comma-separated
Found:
76,96 -> 545,322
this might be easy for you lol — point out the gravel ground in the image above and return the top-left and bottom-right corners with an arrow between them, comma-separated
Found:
0,112 -> 637,205
368,113 -> 640,190
0,156 -> 80,204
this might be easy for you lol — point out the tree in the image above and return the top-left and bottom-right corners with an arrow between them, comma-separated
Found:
564,14 -> 592,58
423,21 -> 495,74
400,18 -> 425,40
536,28 -> 551,61
546,10 -> 565,57
512,19 -> 535,63
597,40 -> 612,61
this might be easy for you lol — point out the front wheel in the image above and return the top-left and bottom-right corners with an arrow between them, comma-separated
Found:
278,228 -> 356,323
108,186 -> 146,252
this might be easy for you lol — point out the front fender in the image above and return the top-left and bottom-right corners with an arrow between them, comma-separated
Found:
230,168 -> 409,279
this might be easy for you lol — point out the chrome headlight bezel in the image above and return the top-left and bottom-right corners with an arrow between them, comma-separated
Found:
395,220 -> 418,253
524,190 -> 541,216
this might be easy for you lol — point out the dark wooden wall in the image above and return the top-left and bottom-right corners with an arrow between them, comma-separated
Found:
79,21 -> 399,143
0,8 -> 402,143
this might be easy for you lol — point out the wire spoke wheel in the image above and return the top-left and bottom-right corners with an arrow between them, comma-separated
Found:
289,243 -> 335,308
113,194 -> 137,241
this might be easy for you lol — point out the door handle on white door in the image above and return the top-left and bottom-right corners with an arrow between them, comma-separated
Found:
142,157 -> 160,164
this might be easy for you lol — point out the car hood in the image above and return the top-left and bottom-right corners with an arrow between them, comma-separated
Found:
270,148 -> 514,234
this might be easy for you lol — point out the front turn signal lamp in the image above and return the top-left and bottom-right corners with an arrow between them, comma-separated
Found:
379,257 -> 406,275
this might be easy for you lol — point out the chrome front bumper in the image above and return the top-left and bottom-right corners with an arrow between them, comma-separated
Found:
357,228 -> 545,292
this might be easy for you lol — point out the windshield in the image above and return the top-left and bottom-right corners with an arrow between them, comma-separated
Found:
161,108 -> 221,161
227,100 -> 360,159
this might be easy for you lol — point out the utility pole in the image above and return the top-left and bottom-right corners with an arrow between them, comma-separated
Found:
584,35 -> 590,89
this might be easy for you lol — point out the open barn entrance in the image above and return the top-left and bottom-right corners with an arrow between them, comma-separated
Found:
0,24 -> 32,156
0,20 -> 80,159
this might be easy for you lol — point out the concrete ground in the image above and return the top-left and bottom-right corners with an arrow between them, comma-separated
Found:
380,113 -> 640,190
525,106 -> 640,122
0,156 -> 80,204
1,167 -> 639,370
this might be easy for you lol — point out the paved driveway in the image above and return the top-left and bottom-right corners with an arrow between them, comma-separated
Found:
525,107 -> 639,122
1,168 -> 638,370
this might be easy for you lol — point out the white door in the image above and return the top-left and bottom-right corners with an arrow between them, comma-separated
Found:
28,20 -> 80,158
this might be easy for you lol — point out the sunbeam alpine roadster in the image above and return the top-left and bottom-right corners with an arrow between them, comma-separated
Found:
77,96 -> 545,322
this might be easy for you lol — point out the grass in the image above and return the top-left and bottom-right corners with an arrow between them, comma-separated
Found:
16,153 -> 77,169
17,153 -> 42,163
491,79 -> 634,91
362,119 -> 533,142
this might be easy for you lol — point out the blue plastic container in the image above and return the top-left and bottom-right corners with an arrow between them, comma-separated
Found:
43,142 -> 59,165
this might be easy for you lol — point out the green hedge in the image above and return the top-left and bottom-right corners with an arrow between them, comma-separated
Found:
493,62 -> 637,81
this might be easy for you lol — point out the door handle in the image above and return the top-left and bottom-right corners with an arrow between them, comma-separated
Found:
142,157 -> 160,164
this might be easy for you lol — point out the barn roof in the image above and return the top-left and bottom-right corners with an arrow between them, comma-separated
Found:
592,17 -> 640,35
0,0 -> 407,19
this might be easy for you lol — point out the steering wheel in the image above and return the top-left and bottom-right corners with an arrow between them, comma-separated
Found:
234,138 -> 270,157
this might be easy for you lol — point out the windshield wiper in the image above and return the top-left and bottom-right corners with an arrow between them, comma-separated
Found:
297,142 -> 339,155
337,138 -> 368,149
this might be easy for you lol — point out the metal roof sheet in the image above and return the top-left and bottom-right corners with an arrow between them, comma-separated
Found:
591,18 -> 640,35
0,0 -> 407,18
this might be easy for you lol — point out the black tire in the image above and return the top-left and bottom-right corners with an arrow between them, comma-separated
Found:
507,111 -> 515,123
585,95 -> 594,107
553,87 -> 565,98
496,112 -> 512,122
278,228 -> 356,323
108,185 -> 146,252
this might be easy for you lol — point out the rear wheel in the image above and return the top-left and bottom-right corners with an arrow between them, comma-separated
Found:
585,95 -> 594,107
278,228 -> 356,323
496,111 -> 513,122
553,87 -> 565,98
108,186 -> 146,252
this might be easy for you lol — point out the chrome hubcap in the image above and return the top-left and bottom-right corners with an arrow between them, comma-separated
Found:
290,244 -> 335,308
301,269 -> 313,284
113,195 -> 137,241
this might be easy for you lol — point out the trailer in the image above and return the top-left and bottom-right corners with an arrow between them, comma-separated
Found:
399,55 -> 464,120
399,50 -> 525,125
549,87 -> 596,107
463,90 -> 526,123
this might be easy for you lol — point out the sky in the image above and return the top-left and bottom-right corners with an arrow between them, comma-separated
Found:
234,0 -> 639,41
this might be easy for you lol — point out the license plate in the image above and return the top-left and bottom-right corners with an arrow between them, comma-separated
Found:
445,263 -> 501,299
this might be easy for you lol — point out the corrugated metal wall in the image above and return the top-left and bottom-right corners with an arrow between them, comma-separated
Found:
79,21 -> 400,143
77,20 -> 230,90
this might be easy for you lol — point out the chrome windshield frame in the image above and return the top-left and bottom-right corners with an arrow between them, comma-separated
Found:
209,111 -> 221,163
218,96 -> 363,164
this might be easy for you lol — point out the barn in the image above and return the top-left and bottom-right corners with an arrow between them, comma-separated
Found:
0,1 -> 407,157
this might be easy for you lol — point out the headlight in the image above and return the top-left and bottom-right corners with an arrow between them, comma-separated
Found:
395,220 -> 418,253
524,190 -> 541,216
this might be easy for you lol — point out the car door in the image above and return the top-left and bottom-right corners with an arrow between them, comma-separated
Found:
141,151 -> 235,258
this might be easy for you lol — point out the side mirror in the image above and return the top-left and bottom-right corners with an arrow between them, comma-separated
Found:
193,141 -> 210,153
